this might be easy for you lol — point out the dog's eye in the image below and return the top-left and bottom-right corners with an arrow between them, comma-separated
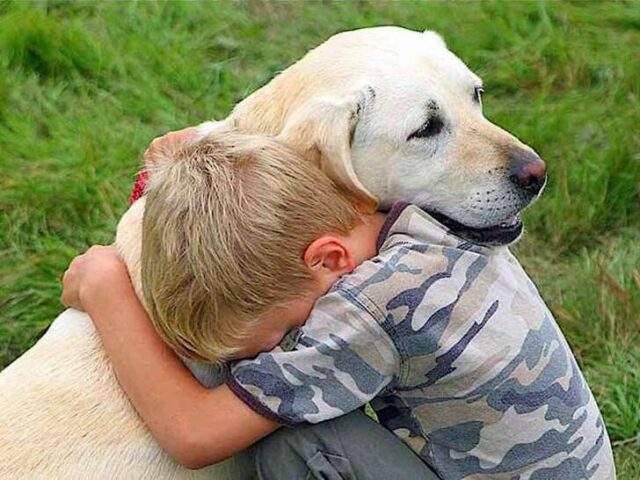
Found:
473,86 -> 484,104
408,115 -> 444,140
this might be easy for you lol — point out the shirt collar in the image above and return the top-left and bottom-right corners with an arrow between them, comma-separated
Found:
376,201 -> 410,252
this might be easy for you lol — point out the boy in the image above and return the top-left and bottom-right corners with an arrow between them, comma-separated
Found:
63,132 -> 614,479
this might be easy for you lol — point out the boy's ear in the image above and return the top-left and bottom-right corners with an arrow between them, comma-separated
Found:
303,236 -> 355,276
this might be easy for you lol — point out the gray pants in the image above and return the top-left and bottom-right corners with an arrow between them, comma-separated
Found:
255,409 -> 439,480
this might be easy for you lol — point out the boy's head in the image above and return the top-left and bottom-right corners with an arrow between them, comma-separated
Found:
141,132 -> 379,364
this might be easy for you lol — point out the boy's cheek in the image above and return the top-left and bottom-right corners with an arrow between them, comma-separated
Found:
232,331 -> 285,359
261,333 -> 287,352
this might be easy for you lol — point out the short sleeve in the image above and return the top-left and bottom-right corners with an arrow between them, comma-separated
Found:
227,288 -> 400,425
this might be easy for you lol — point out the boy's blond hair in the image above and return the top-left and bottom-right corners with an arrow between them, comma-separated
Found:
141,132 -> 361,364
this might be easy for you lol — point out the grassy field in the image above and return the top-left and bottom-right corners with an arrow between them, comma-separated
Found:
0,0 -> 638,476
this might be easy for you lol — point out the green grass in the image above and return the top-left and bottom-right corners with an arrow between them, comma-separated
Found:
0,0 -> 638,476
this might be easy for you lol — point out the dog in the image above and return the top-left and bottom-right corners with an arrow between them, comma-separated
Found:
0,27 -> 545,479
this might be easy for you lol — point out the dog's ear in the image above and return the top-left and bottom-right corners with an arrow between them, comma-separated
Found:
277,89 -> 378,213
143,120 -> 230,168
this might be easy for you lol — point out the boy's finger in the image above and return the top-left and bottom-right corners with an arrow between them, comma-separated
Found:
144,127 -> 199,166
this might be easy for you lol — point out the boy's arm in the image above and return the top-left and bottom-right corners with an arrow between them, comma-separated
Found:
227,284 -> 400,427
62,246 -> 278,469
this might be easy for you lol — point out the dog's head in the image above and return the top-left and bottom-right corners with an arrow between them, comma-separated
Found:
233,27 -> 546,246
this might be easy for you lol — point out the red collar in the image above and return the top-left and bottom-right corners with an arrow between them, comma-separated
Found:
130,170 -> 149,204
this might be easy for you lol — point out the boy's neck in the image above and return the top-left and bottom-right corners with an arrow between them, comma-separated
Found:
342,212 -> 388,266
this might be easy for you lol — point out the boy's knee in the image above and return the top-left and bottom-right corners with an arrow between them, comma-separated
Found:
254,412 -> 439,480
256,426 -> 354,480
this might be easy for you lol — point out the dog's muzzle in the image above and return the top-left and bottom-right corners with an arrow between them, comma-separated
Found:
508,149 -> 547,198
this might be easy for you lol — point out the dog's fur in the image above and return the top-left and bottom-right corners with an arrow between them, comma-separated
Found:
0,27 -> 542,478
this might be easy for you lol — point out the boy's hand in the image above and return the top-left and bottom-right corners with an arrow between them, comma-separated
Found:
61,245 -> 132,312
62,244 -> 279,468
131,126 -> 204,204
144,127 -> 199,166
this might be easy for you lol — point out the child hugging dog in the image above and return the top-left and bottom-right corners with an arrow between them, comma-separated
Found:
62,131 -> 614,479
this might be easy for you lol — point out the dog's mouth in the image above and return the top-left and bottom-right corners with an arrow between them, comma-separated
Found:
426,210 -> 523,246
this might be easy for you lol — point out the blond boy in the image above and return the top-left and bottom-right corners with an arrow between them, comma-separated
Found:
63,132 -> 614,479
141,133 -> 363,364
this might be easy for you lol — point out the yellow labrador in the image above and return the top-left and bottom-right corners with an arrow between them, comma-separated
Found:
0,27 -> 545,479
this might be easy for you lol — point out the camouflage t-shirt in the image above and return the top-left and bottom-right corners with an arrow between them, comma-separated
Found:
228,203 -> 615,479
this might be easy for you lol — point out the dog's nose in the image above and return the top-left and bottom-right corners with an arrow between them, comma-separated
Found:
509,150 -> 547,194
